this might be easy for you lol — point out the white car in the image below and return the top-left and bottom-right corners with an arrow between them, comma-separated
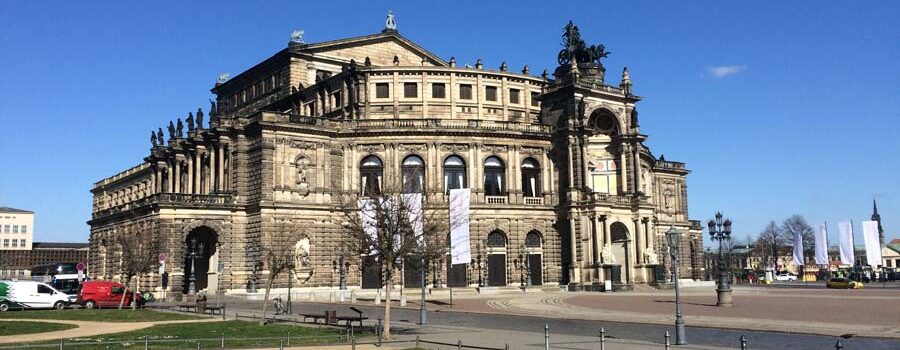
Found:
774,273 -> 798,281
0,280 -> 70,311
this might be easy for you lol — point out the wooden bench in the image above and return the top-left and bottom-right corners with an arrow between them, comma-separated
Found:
175,304 -> 196,312
299,312 -> 327,324
203,305 -> 225,315
336,307 -> 368,328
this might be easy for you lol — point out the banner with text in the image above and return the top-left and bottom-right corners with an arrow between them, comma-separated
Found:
449,188 -> 471,265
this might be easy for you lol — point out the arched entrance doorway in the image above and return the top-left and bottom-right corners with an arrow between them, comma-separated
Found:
525,230 -> 544,286
610,222 -> 630,284
182,227 -> 218,294
486,230 -> 507,287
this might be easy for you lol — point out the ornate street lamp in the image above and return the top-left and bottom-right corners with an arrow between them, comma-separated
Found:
287,250 -> 295,314
666,225 -> 687,345
187,238 -> 203,295
708,212 -> 733,307
477,242 -> 486,287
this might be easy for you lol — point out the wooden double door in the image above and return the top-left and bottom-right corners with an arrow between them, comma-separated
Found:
488,254 -> 507,287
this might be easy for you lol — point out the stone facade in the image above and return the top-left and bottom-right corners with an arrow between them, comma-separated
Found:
88,21 -> 702,297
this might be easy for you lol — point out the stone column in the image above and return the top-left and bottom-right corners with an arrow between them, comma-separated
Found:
634,218 -> 642,265
633,143 -> 642,193
580,137 -> 590,191
218,143 -> 226,192
209,146 -> 217,193
174,158 -> 182,193
569,214 -> 579,284
187,153 -> 195,194
619,142 -> 628,193
194,148 -> 203,194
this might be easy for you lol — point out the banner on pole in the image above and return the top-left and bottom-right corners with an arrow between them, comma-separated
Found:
838,222 -> 854,266
449,188 -> 471,265
792,231 -> 804,266
357,199 -> 377,254
402,193 -> 424,246
814,223 -> 829,265
862,220 -> 882,267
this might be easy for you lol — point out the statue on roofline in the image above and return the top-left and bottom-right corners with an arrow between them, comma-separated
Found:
186,112 -> 195,131
167,121 -> 176,140
157,127 -> 165,144
208,99 -> 217,116
557,20 -> 610,67
176,118 -> 184,138
151,131 -> 157,147
196,108 -> 204,130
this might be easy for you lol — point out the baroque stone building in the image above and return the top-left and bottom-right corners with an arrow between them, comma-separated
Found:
88,18 -> 702,297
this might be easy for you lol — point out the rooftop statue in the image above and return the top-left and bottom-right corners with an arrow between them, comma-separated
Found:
176,118 -> 184,138
151,131 -> 157,147
290,29 -> 305,44
208,99 -> 217,116
385,10 -> 397,31
196,108 -> 204,129
186,112 -> 195,131
157,127 -> 165,145
167,121 -> 176,140
558,21 -> 610,67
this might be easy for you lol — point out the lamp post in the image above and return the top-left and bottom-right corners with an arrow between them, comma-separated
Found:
418,247 -> 427,325
187,238 -> 203,295
339,255 -> 347,290
708,212 -> 733,307
666,225 -> 687,346
287,250 -> 294,314
477,242 -> 486,287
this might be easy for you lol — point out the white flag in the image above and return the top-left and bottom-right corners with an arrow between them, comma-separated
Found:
792,231 -> 804,266
357,199 -> 377,254
814,223 -> 829,265
862,220 -> 882,267
402,193 -> 424,246
838,222 -> 854,266
449,188 -> 471,265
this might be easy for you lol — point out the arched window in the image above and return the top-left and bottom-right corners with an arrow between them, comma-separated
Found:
360,155 -> 383,197
525,231 -> 543,248
483,156 -> 506,196
521,158 -> 541,197
487,230 -> 507,248
402,155 -> 425,193
443,155 -> 467,193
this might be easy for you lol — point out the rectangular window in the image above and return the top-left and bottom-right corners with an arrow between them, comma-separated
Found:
485,86 -> 498,102
404,82 -> 418,98
375,83 -> 390,98
11,239 -> 17,247
2,239 -> 8,247
459,84 -> 473,100
509,89 -> 520,104
12,225 -> 18,234
432,83 -> 446,98
20,239 -> 25,247
531,92 -> 540,107
3,225 -> 8,233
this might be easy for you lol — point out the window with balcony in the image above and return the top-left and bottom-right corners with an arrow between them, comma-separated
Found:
521,158 -> 541,197
485,86 -> 498,102
402,155 -> 425,193
459,84 -> 473,100
375,83 -> 390,99
404,83 -> 418,98
360,155 -> 383,197
483,156 -> 506,196
432,83 -> 446,98
443,155 -> 467,193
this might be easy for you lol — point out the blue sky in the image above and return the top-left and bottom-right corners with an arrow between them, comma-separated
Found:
0,1 -> 897,245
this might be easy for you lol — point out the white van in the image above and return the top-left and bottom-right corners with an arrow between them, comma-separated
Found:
0,280 -> 70,311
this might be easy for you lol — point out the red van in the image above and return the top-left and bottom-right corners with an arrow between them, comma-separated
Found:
76,281 -> 142,308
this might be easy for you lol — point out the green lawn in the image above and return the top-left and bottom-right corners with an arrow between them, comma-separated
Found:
0,309 -> 203,322
0,320 -> 77,335
32,320 -> 347,349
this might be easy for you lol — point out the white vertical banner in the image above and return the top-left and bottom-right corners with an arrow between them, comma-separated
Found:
357,199 -> 377,254
449,188 -> 471,265
814,223 -> 829,265
402,193 -> 424,246
838,222 -> 854,266
792,231 -> 804,266
862,220 -> 882,267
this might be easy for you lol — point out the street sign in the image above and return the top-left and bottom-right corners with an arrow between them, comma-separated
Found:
159,253 -> 168,263
76,263 -> 85,271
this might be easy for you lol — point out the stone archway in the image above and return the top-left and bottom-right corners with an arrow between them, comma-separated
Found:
610,222 -> 630,284
182,226 -> 219,295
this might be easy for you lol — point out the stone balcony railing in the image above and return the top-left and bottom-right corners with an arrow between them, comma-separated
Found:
263,112 -> 553,135
524,197 -> 544,205
92,193 -> 236,219
585,193 -> 650,206
655,160 -> 686,171
485,196 -> 508,205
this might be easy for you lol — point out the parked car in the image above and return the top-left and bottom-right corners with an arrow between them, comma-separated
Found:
76,281 -> 143,309
774,273 -> 798,281
826,277 -> 863,289
0,280 -> 70,311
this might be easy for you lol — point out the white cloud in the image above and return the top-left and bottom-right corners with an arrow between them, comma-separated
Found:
706,65 -> 746,78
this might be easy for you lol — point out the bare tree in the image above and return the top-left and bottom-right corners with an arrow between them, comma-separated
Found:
781,214 -> 815,262
753,221 -> 783,271
337,184 -> 450,340
258,217 -> 313,326
114,223 -> 161,309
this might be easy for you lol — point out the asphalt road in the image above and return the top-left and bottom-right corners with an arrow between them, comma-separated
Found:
231,300 -> 900,350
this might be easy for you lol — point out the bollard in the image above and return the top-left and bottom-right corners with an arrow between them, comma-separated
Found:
221,335 -> 225,349
197,341 -> 201,350
665,331 -> 671,350
457,339 -> 462,350
144,335 -> 149,350
740,335 -> 747,350
279,338 -> 284,350
835,340 -> 843,350
287,332 -> 291,346
376,318 -> 383,346
351,336 -> 356,350
416,335 -> 420,348
59,339 -> 64,350
544,323 -> 550,350
600,327 -> 606,350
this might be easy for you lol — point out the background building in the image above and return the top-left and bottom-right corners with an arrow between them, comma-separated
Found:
88,18 -> 703,298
